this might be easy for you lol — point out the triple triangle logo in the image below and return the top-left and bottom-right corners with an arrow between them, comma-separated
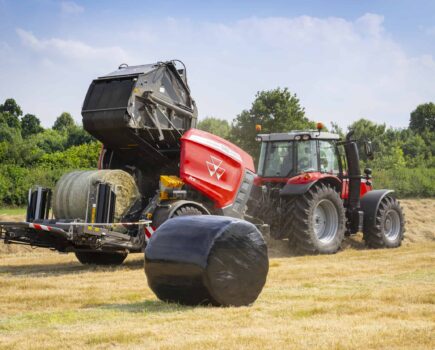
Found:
206,156 -> 226,180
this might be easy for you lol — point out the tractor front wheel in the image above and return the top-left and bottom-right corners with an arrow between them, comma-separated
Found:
75,251 -> 128,266
363,196 -> 405,248
291,183 -> 346,254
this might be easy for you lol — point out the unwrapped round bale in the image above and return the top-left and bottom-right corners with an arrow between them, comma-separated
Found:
145,215 -> 269,307
53,170 -> 139,221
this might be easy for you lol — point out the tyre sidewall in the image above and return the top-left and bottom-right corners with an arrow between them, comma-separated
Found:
306,186 -> 345,254
378,199 -> 405,248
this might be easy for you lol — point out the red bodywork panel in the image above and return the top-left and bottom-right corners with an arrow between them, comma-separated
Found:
341,178 -> 372,199
255,172 -> 372,199
180,129 -> 255,208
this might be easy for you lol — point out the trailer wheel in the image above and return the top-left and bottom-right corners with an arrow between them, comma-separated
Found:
173,206 -> 204,218
291,183 -> 346,254
75,251 -> 128,266
152,205 -> 205,228
363,196 -> 405,248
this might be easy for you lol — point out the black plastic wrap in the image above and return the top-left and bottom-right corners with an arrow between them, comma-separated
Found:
145,215 -> 269,307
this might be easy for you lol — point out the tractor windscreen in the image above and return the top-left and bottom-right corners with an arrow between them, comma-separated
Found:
259,140 -> 338,177
258,141 -> 295,177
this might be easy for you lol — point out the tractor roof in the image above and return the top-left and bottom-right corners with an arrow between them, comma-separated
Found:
257,131 -> 340,142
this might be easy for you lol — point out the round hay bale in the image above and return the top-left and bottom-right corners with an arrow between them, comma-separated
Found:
145,215 -> 269,307
53,170 -> 139,221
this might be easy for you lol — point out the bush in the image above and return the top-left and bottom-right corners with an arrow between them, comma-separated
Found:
373,167 -> 435,198
0,142 -> 101,206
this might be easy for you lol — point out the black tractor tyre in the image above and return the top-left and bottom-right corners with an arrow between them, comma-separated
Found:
290,183 -> 346,254
363,196 -> 405,248
75,251 -> 128,266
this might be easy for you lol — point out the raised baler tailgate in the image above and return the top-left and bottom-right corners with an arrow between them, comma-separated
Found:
180,129 -> 255,208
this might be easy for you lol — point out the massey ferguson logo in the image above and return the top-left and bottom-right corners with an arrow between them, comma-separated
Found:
206,156 -> 225,180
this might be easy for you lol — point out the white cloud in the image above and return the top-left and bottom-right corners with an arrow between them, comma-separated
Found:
5,30 -> 130,126
4,14 -> 435,129
60,1 -> 84,14
119,14 -> 435,128
16,28 -> 128,62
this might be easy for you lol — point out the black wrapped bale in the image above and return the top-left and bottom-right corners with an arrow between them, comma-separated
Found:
145,215 -> 269,307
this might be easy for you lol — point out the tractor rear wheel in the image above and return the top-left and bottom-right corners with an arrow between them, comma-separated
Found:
290,183 -> 346,254
75,251 -> 128,266
363,196 -> 405,248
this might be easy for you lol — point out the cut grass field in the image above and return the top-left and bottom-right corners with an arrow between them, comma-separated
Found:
0,207 -> 26,216
0,200 -> 434,349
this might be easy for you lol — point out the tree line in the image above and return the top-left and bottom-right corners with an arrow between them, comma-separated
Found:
0,90 -> 433,206
0,99 -> 100,206
197,88 -> 435,197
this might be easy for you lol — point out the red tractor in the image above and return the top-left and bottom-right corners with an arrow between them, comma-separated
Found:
0,61 -> 258,265
247,126 -> 405,254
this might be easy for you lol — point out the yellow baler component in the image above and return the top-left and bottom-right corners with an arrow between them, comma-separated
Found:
159,175 -> 184,200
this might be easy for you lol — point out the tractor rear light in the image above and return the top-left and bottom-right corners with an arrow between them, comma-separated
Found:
304,173 -> 311,180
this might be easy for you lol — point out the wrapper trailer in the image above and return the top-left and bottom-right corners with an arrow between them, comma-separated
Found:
0,61 -> 257,265
0,60 -> 405,264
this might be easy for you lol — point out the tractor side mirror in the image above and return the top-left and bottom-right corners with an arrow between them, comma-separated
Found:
364,141 -> 374,160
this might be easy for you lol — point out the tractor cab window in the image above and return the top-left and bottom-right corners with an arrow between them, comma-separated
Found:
261,141 -> 294,177
319,141 -> 339,174
296,141 -> 318,173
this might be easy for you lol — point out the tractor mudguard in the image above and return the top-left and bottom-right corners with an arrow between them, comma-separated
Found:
279,174 -> 341,198
279,182 -> 315,197
360,189 -> 394,227
279,172 -> 341,198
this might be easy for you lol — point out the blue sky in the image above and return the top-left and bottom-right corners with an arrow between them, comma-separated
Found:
0,0 -> 434,128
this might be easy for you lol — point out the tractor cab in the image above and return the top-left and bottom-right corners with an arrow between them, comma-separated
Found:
256,131 -> 341,179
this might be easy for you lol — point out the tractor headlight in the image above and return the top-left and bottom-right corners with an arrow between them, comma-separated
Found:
302,134 -> 310,140
295,135 -> 301,140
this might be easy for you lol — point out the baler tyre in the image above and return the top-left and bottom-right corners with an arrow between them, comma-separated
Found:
75,251 -> 128,266
363,196 -> 405,248
291,183 -> 346,254
173,206 -> 204,218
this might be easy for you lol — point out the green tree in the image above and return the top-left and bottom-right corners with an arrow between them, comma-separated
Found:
0,122 -> 21,144
0,98 -> 22,129
66,125 -> 95,147
21,114 -> 44,138
231,88 -> 314,160
39,141 -> 101,169
53,112 -> 75,132
410,102 -> 435,133
0,98 -> 22,117
32,129 -> 67,153
197,117 -> 231,139
330,122 -> 345,139
347,119 -> 387,162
